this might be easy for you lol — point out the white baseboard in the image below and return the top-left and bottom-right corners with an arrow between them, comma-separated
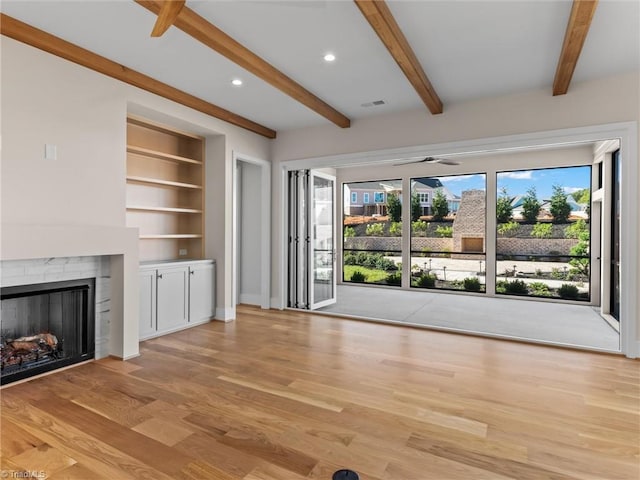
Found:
270,296 -> 284,310
239,293 -> 262,306
215,306 -> 236,322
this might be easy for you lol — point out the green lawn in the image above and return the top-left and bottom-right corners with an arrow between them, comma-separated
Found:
343,265 -> 392,283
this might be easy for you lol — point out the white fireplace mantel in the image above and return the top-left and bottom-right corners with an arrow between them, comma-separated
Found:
1,223 -> 140,359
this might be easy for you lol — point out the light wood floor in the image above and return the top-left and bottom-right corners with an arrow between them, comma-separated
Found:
1,306 -> 638,479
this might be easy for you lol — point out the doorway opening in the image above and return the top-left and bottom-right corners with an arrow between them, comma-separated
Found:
283,129 -> 635,356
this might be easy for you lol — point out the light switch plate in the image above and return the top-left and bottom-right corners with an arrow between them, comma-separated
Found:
44,144 -> 57,161
179,249 -> 188,256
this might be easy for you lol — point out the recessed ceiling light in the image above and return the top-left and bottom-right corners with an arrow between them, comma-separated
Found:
323,53 -> 336,62
231,78 -> 243,86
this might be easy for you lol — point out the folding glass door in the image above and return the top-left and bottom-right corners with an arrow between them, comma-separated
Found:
288,170 -> 336,309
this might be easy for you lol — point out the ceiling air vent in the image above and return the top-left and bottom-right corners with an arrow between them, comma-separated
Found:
361,100 -> 386,108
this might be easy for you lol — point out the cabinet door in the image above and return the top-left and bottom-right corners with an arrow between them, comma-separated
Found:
156,265 -> 189,332
139,268 -> 157,340
189,263 -> 216,323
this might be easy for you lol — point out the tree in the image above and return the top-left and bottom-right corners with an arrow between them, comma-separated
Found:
431,189 -> 449,220
550,184 -> 571,223
386,192 -> 402,222
496,187 -> 513,223
569,230 -> 590,276
411,192 -> 422,222
571,188 -> 590,205
521,186 -> 540,223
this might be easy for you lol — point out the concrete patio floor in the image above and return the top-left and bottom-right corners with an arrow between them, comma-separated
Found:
319,284 -> 620,352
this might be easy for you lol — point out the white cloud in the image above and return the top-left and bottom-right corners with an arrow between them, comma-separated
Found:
563,186 -> 583,194
497,171 -> 534,180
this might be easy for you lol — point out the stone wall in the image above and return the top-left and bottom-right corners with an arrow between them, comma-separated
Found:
344,237 -> 453,252
497,238 -> 578,256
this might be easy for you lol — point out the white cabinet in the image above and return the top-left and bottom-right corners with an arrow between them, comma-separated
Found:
188,262 -> 216,323
156,265 -> 189,332
139,268 -> 157,339
139,260 -> 216,340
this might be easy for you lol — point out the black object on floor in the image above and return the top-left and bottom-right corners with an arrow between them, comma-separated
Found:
332,469 -> 360,480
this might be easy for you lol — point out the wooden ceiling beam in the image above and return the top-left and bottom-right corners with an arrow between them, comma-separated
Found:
0,14 -> 276,138
553,0 -> 599,96
354,0 -> 443,115
136,0 -> 351,128
150,0 -> 185,37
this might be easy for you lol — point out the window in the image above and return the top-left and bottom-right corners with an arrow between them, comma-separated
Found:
496,165 -> 592,301
351,192 -> 357,203
343,180 -> 402,286
411,174 -> 486,293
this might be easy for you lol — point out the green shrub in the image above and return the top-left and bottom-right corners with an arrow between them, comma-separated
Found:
531,222 -> 553,239
435,225 -> 453,238
496,187 -> 513,223
529,282 -> 552,297
496,280 -> 508,293
350,270 -> 366,283
412,220 -> 428,235
387,193 -> 402,223
550,267 -> 566,280
463,277 -> 482,291
497,221 -> 520,237
385,273 -> 402,286
343,226 -> 356,238
365,223 -> 385,236
504,279 -> 528,295
432,189 -> 449,220
416,273 -> 437,288
564,219 -> 588,239
558,283 -> 579,299
344,251 -> 398,271
389,222 -> 402,236
550,184 -> 571,223
521,186 -> 541,223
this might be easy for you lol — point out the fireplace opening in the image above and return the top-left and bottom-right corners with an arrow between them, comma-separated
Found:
1,278 -> 95,385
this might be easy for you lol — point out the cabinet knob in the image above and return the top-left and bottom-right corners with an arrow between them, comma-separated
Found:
190,270 -> 195,275
157,273 -> 163,279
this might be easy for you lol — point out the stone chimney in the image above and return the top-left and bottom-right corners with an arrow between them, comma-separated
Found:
452,190 -> 486,253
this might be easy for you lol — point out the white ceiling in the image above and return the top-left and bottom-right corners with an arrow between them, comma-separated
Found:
2,0 -> 639,133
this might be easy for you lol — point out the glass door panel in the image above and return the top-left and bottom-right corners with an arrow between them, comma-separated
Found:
310,172 -> 336,308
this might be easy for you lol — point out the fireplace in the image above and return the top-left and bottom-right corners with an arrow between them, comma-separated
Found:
1,278 -> 95,385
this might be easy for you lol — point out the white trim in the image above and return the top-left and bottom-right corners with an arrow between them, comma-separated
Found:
278,165 -> 288,311
215,306 -> 235,322
278,122 -> 638,358
232,152 -> 272,310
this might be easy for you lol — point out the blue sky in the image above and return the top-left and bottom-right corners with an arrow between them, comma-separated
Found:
430,165 -> 591,199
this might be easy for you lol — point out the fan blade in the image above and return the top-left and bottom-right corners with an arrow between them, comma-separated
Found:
392,158 -> 426,166
438,159 -> 460,166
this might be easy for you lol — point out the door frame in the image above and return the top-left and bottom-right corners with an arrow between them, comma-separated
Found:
278,122 -> 638,358
232,152 -> 271,310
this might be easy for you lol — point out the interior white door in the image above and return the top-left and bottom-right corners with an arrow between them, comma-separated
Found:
309,171 -> 336,309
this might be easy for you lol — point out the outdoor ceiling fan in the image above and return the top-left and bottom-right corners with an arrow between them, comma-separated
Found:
393,156 -> 461,166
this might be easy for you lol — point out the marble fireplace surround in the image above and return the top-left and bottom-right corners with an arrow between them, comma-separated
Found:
1,224 -> 140,360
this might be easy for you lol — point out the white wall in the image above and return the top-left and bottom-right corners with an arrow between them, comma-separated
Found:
1,38 -> 271,352
271,72 -> 639,349
238,161 -> 262,305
